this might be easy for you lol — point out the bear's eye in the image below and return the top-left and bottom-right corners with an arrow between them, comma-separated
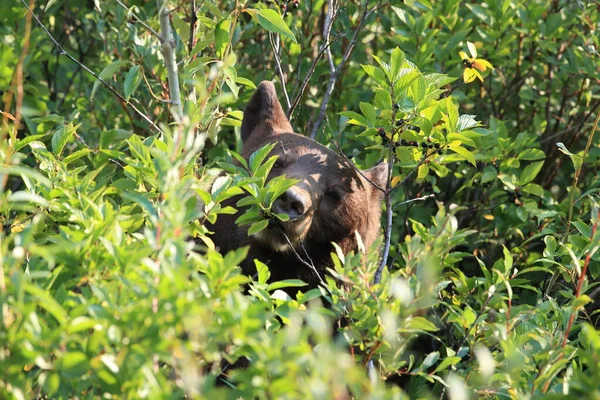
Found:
272,157 -> 287,170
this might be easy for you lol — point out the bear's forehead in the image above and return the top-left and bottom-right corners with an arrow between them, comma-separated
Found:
269,133 -> 365,189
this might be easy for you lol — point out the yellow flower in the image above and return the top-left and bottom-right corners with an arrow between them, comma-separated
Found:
459,41 -> 494,83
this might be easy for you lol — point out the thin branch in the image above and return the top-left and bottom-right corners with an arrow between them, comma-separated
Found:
288,33 -> 342,121
323,0 -> 336,74
269,33 -> 291,110
373,149 -> 394,284
156,0 -> 183,122
280,228 -> 326,287
393,194 -> 435,210
328,138 -> 385,193
310,0 -> 379,139
20,0 -> 163,133
187,0 -> 198,54
390,149 -> 441,193
114,0 -> 162,40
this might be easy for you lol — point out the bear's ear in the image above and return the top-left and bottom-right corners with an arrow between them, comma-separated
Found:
363,162 -> 388,198
241,81 -> 292,142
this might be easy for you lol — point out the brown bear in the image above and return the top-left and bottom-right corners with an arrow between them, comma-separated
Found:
209,81 -> 387,287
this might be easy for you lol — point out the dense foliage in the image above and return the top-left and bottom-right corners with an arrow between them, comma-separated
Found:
1,0 -> 599,398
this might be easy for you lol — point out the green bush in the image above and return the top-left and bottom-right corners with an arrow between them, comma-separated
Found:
1,0 -> 599,398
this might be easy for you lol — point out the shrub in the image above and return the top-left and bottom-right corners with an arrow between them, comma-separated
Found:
1,0 -> 599,398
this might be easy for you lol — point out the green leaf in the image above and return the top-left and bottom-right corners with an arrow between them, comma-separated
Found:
24,283 -> 67,324
15,134 -> 47,151
503,245 -> 513,273
359,102 -> 377,126
448,143 -> 476,166
339,111 -> 369,127
8,191 -> 50,207
236,77 -> 256,88
361,64 -> 387,86
406,316 -> 438,331
63,148 -> 91,165
518,148 -> 546,160
390,47 -> 406,81
374,89 -> 393,111
248,219 -> 269,235
557,142 -> 583,171
249,143 -> 277,173
214,17 -> 231,58
171,11 -> 190,43
91,60 -> 129,100
51,123 -> 79,156
43,372 -> 60,396
254,9 -> 297,43
434,356 -> 461,373
522,183 -> 544,197
124,65 -> 142,101
267,279 -> 307,291
519,161 -> 545,185
58,352 -> 90,378
127,135 -> 152,164
255,259 -> 270,284
445,98 -> 459,132
420,351 -> 440,370
235,210 -> 261,226
572,220 -> 591,238
120,191 -> 157,217
480,166 -> 497,184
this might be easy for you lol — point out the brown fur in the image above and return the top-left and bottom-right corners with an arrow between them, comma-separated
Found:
209,81 -> 387,287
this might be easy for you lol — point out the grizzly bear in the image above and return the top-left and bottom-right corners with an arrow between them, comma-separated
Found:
209,81 -> 387,287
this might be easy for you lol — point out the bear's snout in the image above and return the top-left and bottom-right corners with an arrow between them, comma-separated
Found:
273,187 -> 311,221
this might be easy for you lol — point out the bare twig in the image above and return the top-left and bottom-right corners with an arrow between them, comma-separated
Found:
373,151 -> 394,284
187,0 -> 198,54
393,194 -> 435,210
288,33 -> 342,121
156,0 -> 183,122
20,0 -> 163,133
269,33 -> 291,110
323,0 -> 337,74
310,0 -> 380,139
114,0 -> 162,40
279,228 -> 326,286
328,138 -> 385,193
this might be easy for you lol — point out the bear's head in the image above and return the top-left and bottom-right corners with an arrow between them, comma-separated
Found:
210,81 -> 387,285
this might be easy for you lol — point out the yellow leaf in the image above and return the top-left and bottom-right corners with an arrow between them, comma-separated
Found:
417,164 -> 429,180
472,59 -> 487,72
463,68 -> 477,83
480,58 -> 494,70
484,214 -> 494,221
473,59 -> 494,72
474,69 -> 484,82
391,175 -> 401,187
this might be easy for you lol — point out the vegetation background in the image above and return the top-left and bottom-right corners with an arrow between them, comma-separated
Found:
1,0 -> 599,398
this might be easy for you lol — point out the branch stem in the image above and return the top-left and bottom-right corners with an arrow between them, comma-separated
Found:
157,0 -> 183,122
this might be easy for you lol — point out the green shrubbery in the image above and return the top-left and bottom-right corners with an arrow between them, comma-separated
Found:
1,0 -> 599,398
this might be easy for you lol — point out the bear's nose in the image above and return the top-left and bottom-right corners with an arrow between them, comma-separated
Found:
273,188 -> 308,220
